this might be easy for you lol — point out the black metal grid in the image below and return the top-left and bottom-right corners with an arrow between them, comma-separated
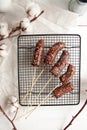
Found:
18,34 -> 81,106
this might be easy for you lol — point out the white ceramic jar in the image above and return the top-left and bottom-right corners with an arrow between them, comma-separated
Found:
0,0 -> 12,12
69,0 -> 87,15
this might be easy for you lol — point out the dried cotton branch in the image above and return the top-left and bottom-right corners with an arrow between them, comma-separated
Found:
0,23 -> 9,38
0,105 -> 17,130
63,99 -> 87,130
0,3 -> 44,41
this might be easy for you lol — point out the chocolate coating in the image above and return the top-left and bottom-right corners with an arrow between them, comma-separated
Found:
44,42 -> 65,65
51,50 -> 69,76
60,64 -> 75,84
32,39 -> 44,67
53,82 -> 73,98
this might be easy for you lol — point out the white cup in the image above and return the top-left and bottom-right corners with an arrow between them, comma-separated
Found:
0,0 -> 12,12
69,0 -> 87,15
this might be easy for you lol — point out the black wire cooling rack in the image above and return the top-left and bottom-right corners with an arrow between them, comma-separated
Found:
18,34 -> 81,106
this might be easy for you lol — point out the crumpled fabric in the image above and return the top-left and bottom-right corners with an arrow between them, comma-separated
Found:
1,0 -> 86,122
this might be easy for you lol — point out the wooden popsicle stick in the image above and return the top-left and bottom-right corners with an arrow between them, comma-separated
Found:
27,68 -> 45,106
21,68 -> 36,103
28,68 -> 37,105
16,96 -> 52,120
29,68 -> 45,90
15,83 -> 57,120
30,75 -> 53,106
25,84 -> 59,118
21,68 -> 45,103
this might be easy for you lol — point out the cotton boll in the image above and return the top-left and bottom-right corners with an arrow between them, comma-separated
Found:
0,44 -> 8,57
0,23 -> 9,38
8,96 -> 18,104
29,4 -> 41,17
9,105 -> 17,113
24,24 -> 33,34
0,44 -> 7,50
20,18 -> 31,30
0,50 -> 8,57
14,102 -> 19,108
7,96 -> 19,113
26,2 -> 41,18
26,2 -> 35,10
